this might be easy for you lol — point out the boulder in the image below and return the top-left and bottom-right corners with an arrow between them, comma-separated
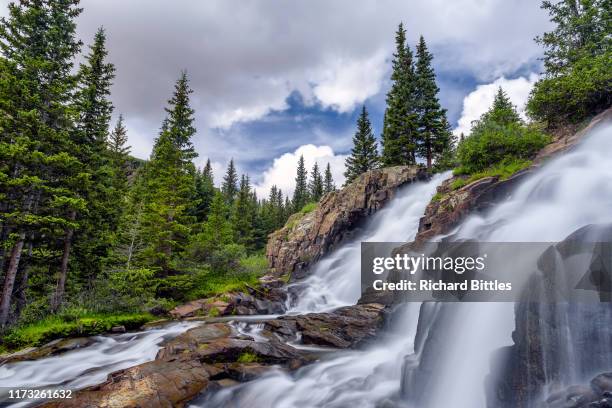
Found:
267,166 -> 429,279
0,337 -> 94,365
264,303 -> 387,349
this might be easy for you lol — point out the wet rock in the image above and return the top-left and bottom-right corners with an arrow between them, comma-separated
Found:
0,337 -> 94,364
111,325 -> 126,333
169,299 -> 207,319
266,166 -> 429,279
42,358 -> 213,408
212,362 -> 274,382
264,303 -> 387,349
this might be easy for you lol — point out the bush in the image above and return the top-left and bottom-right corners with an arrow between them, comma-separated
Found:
299,202 -> 317,214
527,52 -> 612,125
455,122 -> 549,175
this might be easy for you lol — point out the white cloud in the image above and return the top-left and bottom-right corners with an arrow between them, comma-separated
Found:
312,51 -> 389,113
454,74 -> 539,136
254,144 -> 347,198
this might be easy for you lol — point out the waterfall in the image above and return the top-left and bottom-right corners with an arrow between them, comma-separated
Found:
289,171 -> 450,314
408,122 -> 612,408
198,120 -> 612,408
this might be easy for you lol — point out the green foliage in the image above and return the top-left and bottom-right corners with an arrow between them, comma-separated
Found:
345,106 -> 379,183
221,159 -> 238,205
414,36 -> 455,169
528,0 -> 611,125
299,202 -> 317,215
2,313 -> 154,351
456,88 -> 550,175
292,155 -> 309,211
324,163 -> 336,193
381,23 -> 418,166
237,351 -> 260,363
452,158 -> 533,190
309,162 -> 324,201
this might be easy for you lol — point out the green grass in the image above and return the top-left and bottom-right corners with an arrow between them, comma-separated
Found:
451,158 -> 532,191
299,202 -> 317,214
237,351 -> 260,363
1,312 -> 154,352
431,192 -> 444,202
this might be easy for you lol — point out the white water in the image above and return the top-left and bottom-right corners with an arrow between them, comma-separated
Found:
289,172 -> 450,313
421,123 -> 612,408
0,321 -> 198,406
199,121 -> 612,408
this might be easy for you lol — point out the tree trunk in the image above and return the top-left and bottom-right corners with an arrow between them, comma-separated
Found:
52,210 -> 76,312
14,239 -> 33,317
427,143 -> 432,169
0,233 -> 26,327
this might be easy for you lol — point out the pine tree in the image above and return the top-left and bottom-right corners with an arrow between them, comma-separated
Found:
222,159 -> 238,205
474,87 -> 521,134
68,26 -> 119,300
0,0 -> 83,324
292,155 -> 309,211
381,23 -> 419,166
231,175 -> 255,248
194,159 -> 215,222
414,36 -> 453,169
344,105 -> 379,183
189,191 -> 233,259
140,72 -> 198,274
108,115 -> 130,158
309,162 -> 324,201
324,163 -> 336,193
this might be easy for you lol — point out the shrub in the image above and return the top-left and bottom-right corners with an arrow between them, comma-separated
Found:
527,52 -> 612,125
451,158 -> 532,190
456,122 -> 549,175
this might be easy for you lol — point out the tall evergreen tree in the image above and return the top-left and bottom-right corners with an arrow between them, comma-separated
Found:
344,106 -> 379,183
381,23 -> 419,166
67,26 -> 118,303
193,159 -> 215,222
221,159 -> 238,205
309,162 -> 324,201
292,155 -> 309,211
0,0 -> 83,324
108,115 -> 130,157
324,163 -> 336,193
231,175 -> 255,248
140,72 -> 198,274
414,36 -> 452,169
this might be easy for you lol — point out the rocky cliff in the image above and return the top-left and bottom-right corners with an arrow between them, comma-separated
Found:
266,165 -> 429,279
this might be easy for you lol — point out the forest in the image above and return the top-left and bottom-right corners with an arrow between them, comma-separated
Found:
0,0 -> 609,351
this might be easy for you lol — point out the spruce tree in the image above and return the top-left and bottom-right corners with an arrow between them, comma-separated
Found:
194,159 -> 215,222
292,155 -> 309,211
324,163 -> 336,193
222,159 -> 238,205
414,36 -> 452,169
69,26 -> 118,298
309,162 -> 324,201
0,0 -> 83,323
192,191 -> 233,258
140,72 -> 198,274
231,175 -> 255,248
381,23 -> 419,166
108,115 -> 130,157
344,105 -> 379,183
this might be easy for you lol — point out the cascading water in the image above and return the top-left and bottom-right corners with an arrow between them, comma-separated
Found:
289,172 -> 450,314
196,120 -> 612,408
0,321 -> 198,407
409,122 -> 612,408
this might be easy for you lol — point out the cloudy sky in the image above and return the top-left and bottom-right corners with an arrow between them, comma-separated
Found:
1,0 -> 552,196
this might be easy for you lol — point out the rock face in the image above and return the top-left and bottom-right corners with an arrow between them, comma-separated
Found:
267,166 -> 429,279
264,303 -> 387,349
415,107 -> 612,243
544,372 -> 612,408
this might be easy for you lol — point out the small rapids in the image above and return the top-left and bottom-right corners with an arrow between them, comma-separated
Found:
0,321 -> 198,407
